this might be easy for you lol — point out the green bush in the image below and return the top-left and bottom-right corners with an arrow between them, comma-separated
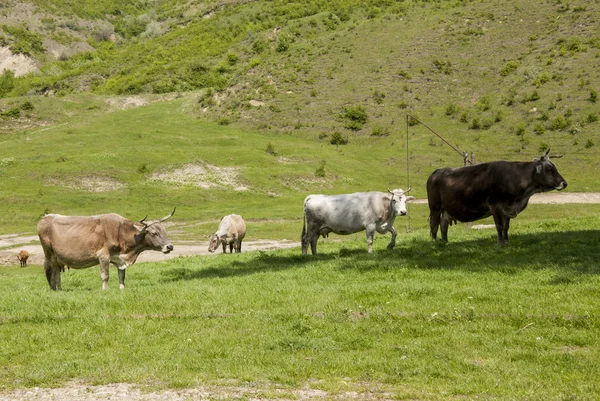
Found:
315,160 -> 326,177
1,107 -> 20,119
330,132 -> 348,145
589,89 -> 598,103
370,126 -> 389,137
265,143 -> 277,155
2,25 -> 44,55
500,61 -> 519,77
341,105 -> 367,130
0,70 -> 15,98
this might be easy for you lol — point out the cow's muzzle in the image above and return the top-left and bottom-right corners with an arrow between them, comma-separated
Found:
162,244 -> 174,254
399,210 -> 407,216
556,181 -> 567,190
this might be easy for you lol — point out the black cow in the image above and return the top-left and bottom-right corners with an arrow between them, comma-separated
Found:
426,149 -> 567,244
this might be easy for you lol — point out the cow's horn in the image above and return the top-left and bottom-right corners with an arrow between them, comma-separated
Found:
387,188 -> 392,193
158,207 -> 176,223
541,148 -> 550,160
404,187 -> 411,194
139,215 -> 148,225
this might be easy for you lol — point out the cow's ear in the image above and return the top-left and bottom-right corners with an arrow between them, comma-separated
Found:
536,164 -> 542,174
406,196 -> 416,202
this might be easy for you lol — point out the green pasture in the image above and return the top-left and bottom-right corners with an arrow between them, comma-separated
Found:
0,94 -> 596,239
1,210 -> 599,399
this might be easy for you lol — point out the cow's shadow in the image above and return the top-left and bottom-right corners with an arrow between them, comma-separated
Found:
160,229 -> 600,283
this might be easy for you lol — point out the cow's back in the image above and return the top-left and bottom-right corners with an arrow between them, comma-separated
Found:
37,213 -> 129,264
304,192 -> 384,232
222,214 -> 246,239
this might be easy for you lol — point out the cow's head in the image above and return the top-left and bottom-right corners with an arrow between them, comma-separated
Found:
207,234 -> 220,253
388,188 -> 415,216
533,149 -> 568,191
139,208 -> 175,253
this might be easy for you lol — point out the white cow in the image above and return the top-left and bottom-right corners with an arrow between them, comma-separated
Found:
301,188 -> 414,255
208,214 -> 247,253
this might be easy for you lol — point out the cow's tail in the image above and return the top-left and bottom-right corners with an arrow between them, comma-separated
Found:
301,197 -> 309,244
301,208 -> 307,244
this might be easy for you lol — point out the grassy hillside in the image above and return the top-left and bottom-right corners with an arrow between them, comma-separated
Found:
0,0 -> 599,235
1,0 -> 599,156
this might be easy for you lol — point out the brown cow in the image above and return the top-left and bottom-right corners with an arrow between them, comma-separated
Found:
37,209 -> 175,290
208,214 -> 246,253
17,250 -> 29,267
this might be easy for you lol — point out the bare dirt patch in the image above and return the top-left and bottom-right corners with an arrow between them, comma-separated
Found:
151,162 -> 249,191
0,46 -> 39,77
47,176 -> 126,192
0,381 -> 395,401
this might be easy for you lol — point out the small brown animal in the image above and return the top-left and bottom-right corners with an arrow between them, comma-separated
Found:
208,214 -> 246,254
17,250 -> 29,267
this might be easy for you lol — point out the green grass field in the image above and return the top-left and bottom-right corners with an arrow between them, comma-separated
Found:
1,209 -> 600,399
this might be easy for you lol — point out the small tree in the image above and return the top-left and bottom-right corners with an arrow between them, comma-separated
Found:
330,132 -> 348,145
315,160 -> 326,177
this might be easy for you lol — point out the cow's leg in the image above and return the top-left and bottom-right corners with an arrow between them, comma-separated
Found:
386,226 -> 397,250
118,268 -> 126,290
502,216 -> 511,243
45,258 -> 62,291
99,259 -> 110,290
429,207 -> 441,240
237,240 -> 242,253
221,242 -> 226,254
440,212 -> 450,242
229,242 -> 234,253
365,224 -> 376,253
491,210 -> 508,245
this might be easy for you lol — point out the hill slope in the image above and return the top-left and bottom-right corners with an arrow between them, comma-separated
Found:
0,0 -> 599,234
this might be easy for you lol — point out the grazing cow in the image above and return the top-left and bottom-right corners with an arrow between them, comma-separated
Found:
302,188 -> 414,255
427,149 -> 567,244
208,214 -> 247,254
17,250 -> 29,267
37,208 -> 175,290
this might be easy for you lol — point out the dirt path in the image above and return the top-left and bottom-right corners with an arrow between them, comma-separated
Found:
0,381 -> 394,401
2,192 -> 599,267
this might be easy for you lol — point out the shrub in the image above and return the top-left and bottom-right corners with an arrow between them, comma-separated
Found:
252,37 -> 267,54
469,118 -> 481,130
372,90 -> 385,104
432,59 -> 452,74
2,25 -> 44,55
445,104 -> 458,116
330,132 -> 348,145
551,115 -> 570,131
538,142 -> 549,153
276,34 -> 292,52
514,124 -> 526,137
0,70 -> 15,97
500,61 -> 519,76
20,101 -> 34,111
1,107 -> 20,118
370,126 -> 389,137
137,163 -> 150,174
589,89 -> 598,103
227,53 -> 239,66
315,160 -> 326,177
478,96 -> 491,111
265,143 -> 277,155
341,105 -> 367,130
585,139 -> 594,148
534,123 -> 545,136
586,113 -> 598,123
